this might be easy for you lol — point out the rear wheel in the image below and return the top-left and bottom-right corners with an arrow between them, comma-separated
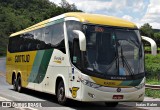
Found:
57,81 -> 67,105
105,102 -> 118,107
13,75 -> 17,91
17,76 -> 23,92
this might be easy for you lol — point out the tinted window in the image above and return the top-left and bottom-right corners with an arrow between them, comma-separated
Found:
66,21 -> 82,58
8,22 -> 66,53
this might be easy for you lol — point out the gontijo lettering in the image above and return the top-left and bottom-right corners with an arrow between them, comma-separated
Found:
15,55 -> 30,62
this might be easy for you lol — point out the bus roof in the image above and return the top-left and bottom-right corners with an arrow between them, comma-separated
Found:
65,12 -> 137,28
10,12 -> 137,37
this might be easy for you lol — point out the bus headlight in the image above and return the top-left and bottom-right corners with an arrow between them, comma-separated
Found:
81,78 -> 101,88
135,83 -> 145,89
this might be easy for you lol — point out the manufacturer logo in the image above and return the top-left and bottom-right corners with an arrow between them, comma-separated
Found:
117,88 -> 121,92
69,87 -> 79,98
53,56 -> 64,64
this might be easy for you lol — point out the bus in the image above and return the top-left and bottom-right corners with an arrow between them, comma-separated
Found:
6,12 -> 145,106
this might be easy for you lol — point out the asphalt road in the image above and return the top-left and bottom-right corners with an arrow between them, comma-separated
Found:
0,57 -> 158,110
0,57 -> 6,73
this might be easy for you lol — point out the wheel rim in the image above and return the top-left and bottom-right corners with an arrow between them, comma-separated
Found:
58,87 -> 65,102
13,78 -> 16,90
17,78 -> 21,91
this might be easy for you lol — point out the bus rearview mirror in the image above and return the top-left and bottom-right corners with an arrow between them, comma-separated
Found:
73,30 -> 86,51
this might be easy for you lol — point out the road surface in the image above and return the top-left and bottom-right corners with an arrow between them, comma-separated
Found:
0,57 -> 159,110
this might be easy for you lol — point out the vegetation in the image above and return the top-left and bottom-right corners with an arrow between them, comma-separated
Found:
145,89 -> 160,98
144,46 -> 160,51
0,0 -> 81,56
140,23 -> 160,48
145,54 -> 160,83
146,79 -> 160,85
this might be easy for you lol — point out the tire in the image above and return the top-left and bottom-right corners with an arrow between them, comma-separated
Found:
13,75 -> 17,91
17,76 -> 23,93
57,81 -> 67,105
105,102 -> 118,107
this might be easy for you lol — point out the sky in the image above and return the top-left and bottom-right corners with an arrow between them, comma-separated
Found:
50,0 -> 160,29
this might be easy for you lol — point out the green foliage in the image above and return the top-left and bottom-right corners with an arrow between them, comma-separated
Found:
146,78 -> 160,85
145,46 -> 160,51
0,0 -> 82,56
145,88 -> 160,98
140,23 -> 160,47
144,46 -> 151,51
140,23 -> 153,38
154,32 -> 160,39
145,54 -> 160,80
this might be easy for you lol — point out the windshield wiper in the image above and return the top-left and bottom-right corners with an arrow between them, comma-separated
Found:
119,42 -> 134,76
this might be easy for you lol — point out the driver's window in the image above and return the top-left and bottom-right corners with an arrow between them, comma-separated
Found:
72,39 -> 81,69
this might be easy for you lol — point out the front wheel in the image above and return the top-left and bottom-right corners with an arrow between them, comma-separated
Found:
105,102 -> 118,107
57,81 -> 67,105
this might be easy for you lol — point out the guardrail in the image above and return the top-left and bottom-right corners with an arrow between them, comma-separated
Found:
145,84 -> 160,90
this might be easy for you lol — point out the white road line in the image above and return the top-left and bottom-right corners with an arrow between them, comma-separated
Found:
0,72 -> 5,77
0,96 -> 38,110
3,93 -> 22,100
0,96 -> 12,101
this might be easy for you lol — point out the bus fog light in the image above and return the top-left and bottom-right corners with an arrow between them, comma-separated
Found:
82,80 -> 88,85
88,92 -> 95,98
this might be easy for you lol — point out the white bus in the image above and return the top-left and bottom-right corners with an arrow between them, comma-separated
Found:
6,12 -> 145,106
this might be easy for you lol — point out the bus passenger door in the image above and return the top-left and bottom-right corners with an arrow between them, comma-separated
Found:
69,67 -> 81,100
68,39 -> 82,100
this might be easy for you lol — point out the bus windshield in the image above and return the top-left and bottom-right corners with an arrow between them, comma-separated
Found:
83,25 -> 144,77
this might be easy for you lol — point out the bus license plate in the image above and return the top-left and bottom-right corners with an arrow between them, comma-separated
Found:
113,95 -> 123,99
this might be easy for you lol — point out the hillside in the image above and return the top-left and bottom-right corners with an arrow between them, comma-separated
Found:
0,0 -> 81,56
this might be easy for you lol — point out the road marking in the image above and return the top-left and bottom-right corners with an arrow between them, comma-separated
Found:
3,94 -> 22,100
0,96 -> 11,101
0,72 -> 5,78
0,96 -> 38,110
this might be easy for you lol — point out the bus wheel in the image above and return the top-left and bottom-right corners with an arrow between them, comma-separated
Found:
57,81 -> 67,105
105,102 -> 118,107
17,76 -> 23,92
13,75 -> 17,91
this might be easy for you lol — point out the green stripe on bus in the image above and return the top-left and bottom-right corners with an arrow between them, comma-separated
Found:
128,78 -> 143,86
46,18 -> 64,27
119,78 -> 143,87
119,80 -> 133,86
28,49 -> 53,83
28,50 -> 45,82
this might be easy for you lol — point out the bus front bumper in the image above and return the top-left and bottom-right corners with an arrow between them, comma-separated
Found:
81,84 -> 145,102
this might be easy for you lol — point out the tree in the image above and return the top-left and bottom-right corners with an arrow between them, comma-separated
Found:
154,32 -> 160,47
140,23 -> 154,38
0,0 -> 82,56
59,0 -> 81,12
154,32 -> 160,39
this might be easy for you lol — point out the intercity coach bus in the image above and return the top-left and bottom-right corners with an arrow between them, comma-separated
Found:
6,12 -> 145,106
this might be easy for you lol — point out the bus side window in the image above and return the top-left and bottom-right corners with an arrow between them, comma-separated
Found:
73,38 -> 81,69
44,27 -> 52,45
51,23 -> 66,53
8,37 -> 13,53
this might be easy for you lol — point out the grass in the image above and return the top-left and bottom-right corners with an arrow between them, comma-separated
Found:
145,88 -> 160,98
145,54 -> 160,81
145,53 -> 160,98
146,78 -> 160,85
144,46 -> 160,51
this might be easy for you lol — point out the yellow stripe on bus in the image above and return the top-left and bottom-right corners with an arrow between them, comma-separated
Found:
90,76 -> 132,88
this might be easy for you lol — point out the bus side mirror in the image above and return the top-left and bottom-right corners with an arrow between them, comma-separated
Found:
141,36 -> 157,56
73,30 -> 86,51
